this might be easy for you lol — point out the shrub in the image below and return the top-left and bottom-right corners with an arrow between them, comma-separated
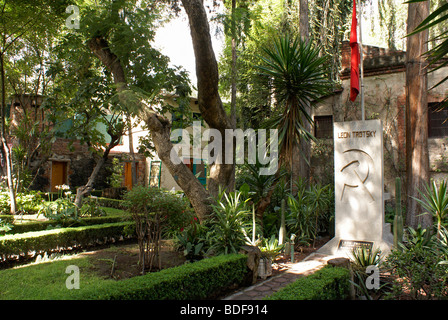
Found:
5,214 -> 131,234
123,186 -> 194,271
79,197 -> 106,217
0,191 -> 44,214
96,197 -> 125,209
286,181 -> 334,245
265,266 -> 351,300
78,253 -> 248,300
0,222 -> 134,260
384,226 -> 448,299
205,189 -> 253,255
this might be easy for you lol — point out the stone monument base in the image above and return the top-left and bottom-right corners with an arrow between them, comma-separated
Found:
317,224 -> 393,259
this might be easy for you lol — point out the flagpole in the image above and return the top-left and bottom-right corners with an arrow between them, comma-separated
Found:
358,0 -> 365,121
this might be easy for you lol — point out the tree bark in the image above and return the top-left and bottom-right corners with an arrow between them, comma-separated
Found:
181,0 -> 234,198
297,0 -> 311,189
228,0 -> 237,192
74,137 -> 120,208
405,0 -> 432,229
0,50 -> 16,214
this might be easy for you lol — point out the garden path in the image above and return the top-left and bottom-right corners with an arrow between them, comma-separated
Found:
221,252 -> 336,300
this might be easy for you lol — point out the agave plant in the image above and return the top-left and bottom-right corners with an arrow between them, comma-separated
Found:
259,234 -> 284,261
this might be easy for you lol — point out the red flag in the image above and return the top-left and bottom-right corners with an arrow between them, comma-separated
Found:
350,0 -> 360,102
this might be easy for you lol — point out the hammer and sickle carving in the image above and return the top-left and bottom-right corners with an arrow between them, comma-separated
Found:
339,149 -> 375,202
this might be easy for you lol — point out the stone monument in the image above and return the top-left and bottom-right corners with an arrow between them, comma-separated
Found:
318,119 -> 393,257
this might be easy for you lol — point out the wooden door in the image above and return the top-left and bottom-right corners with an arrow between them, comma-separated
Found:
124,162 -> 132,190
50,161 -> 67,192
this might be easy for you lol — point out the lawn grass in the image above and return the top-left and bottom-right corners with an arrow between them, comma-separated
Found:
0,255 -> 112,300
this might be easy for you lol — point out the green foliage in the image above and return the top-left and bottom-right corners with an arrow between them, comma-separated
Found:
0,222 -> 134,259
123,186 -> 194,235
259,235 -> 284,261
257,34 -> 333,164
0,191 -> 44,214
38,188 -> 78,225
265,266 -> 351,300
408,0 -> 448,103
5,213 -> 131,235
107,158 -> 124,188
285,181 -> 334,245
0,253 -> 248,300
95,197 -> 125,209
394,177 -> 404,248
385,225 -> 448,299
350,247 -> 387,299
205,189 -> 255,255
415,179 -> 448,234
79,197 -> 107,218
176,216 -> 207,262
0,218 -> 12,235
351,247 -> 383,271
77,253 -> 248,300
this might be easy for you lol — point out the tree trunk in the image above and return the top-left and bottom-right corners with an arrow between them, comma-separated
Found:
74,138 -> 120,208
228,0 -> 237,192
87,34 -> 216,222
0,51 -> 16,214
126,115 -> 137,188
181,0 -> 234,198
297,0 -> 311,189
405,0 -> 432,229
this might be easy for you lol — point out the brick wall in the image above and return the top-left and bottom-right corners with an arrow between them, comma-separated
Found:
341,41 -> 406,79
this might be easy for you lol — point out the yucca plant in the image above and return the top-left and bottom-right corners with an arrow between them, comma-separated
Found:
257,34 -> 333,167
415,179 -> 448,238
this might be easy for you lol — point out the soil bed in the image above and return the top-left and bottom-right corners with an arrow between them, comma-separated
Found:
79,240 -> 187,280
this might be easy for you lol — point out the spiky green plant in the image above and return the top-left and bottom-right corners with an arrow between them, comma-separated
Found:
256,34 -> 333,166
415,179 -> 448,238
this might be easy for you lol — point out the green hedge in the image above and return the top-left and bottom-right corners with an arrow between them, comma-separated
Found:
0,214 -> 13,223
265,266 -> 351,300
77,253 -> 248,300
95,197 -> 125,209
6,214 -> 131,235
0,221 -> 135,259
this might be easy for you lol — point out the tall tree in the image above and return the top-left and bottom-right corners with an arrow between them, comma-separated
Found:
0,0 -> 67,213
405,0 -> 432,228
297,0 -> 311,189
181,0 -> 235,198
82,0 -> 235,221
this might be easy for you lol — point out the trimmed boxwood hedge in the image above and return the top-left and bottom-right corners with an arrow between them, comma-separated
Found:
6,214 -> 132,235
264,266 -> 351,300
0,221 -> 135,259
95,197 -> 125,209
76,253 -> 249,300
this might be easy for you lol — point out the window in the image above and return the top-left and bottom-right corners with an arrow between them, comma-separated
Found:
428,102 -> 448,138
314,115 -> 333,139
